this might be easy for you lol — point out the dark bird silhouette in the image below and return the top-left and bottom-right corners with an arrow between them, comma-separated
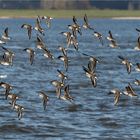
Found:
60,85 -> 74,103
36,34 -> 45,50
58,46 -> 69,72
134,36 -> 140,50
23,48 -> 35,65
134,79 -> 140,86
0,82 -> 13,99
68,23 -> 82,38
136,63 -> 140,72
34,18 -> 45,35
118,56 -> 132,74
57,69 -> 67,83
123,83 -> 138,97
93,31 -> 104,46
83,14 -> 94,30
7,93 -> 19,108
1,27 -> 11,41
11,103 -> 24,120
2,46 -> 15,66
83,66 -> 97,87
109,88 -> 122,105
21,24 -> 33,40
107,30 -> 117,48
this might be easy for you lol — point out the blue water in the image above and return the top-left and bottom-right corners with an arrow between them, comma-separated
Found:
0,18 -> 140,139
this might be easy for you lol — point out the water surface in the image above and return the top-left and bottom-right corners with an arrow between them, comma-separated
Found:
0,18 -> 140,140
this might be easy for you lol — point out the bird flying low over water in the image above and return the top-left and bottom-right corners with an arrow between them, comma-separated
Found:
2,46 -> 15,66
0,82 -> 13,99
134,79 -> 140,86
123,83 -> 138,97
136,63 -> 140,72
21,24 -> 33,40
42,46 -> 54,60
70,35 -> 79,51
57,69 -> 67,83
82,14 -> 94,30
93,31 -> 104,46
36,35 -> 54,59
58,46 -> 69,72
10,103 -> 24,120
7,93 -> 19,108
83,66 -> 97,87
81,53 -> 99,72
118,56 -> 132,74
72,16 -> 82,35
0,39 -> 5,45
23,48 -> 35,65
1,27 -> 11,41
68,22 -> 82,38
134,36 -> 140,50
38,91 -> 49,110
88,57 -> 99,71
51,80 -> 64,98
36,34 -> 45,50
68,25 -> 81,39
60,32 -> 72,47
61,32 -> 78,50
109,88 -> 122,105
83,57 -> 98,88
42,16 -> 53,28
60,85 -> 74,103
34,18 -> 45,36
107,30 -> 117,48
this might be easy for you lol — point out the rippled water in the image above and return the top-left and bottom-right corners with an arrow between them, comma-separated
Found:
0,18 -> 140,139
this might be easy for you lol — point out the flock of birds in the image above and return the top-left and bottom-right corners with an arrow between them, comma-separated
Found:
0,14 -> 140,120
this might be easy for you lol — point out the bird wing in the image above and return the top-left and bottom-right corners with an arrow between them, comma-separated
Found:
88,59 -> 96,71
90,74 -> 97,87
64,57 -> 68,72
73,16 -> 77,24
118,55 -> 125,61
114,91 -> 120,105
108,30 -> 113,39
43,99 -> 47,110
64,85 -> 70,96
126,61 -> 131,74
36,18 -> 40,28
127,84 -> 137,96
137,36 -> 140,49
84,14 -> 88,25
83,66 -> 90,74
56,87 -> 61,98
136,28 -> 140,32
4,27 -> 8,37
111,39 -> 117,47
29,50 -> 35,65
27,27 -> 32,40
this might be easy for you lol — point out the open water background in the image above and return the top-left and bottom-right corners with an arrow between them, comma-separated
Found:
0,18 -> 140,139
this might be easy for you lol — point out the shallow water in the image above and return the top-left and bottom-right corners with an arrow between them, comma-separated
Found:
0,18 -> 140,139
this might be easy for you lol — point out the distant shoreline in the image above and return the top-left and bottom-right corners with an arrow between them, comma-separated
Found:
0,16 -> 140,20
0,9 -> 140,19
